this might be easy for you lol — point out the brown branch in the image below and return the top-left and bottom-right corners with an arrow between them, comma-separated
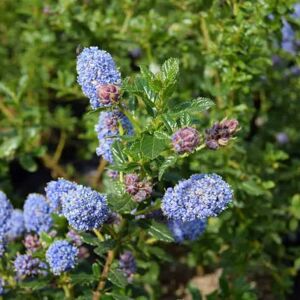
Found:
0,99 -> 15,121
53,131 -> 67,164
92,250 -> 115,300
41,153 -> 69,179
91,159 -> 107,188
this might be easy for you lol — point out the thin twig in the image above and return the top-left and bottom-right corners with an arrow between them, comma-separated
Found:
93,220 -> 127,299
60,273 -> 74,300
41,154 -> 69,178
0,99 -> 15,121
53,131 -> 67,164
93,229 -> 105,242
92,159 -> 107,188
92,250 -> 115,300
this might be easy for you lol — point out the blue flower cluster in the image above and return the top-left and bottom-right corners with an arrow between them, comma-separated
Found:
0,235 -> 6,258
46,240 -> 78,275
0,278 -> 4,295
0,191 -> 13,257
14,254 -> 47,278
62,185 -> 109,231
168,219 -> 206,242
162,173 -> 233,222
6,209 -> 25,240
95,110 -> 133,162
0,191 -> 13,235
77,46 -> 121,109
45,178 -> 77,215
281,4 -> 300,54
23,193 -> 53,234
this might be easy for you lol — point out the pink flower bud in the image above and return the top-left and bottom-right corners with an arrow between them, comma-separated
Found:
97,84 -> 120,105
172,127 -> 200,154
205,119 -> 238,150
124,174 -> 153,202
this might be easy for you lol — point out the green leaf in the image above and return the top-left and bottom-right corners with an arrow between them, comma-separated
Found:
158,156 -> 178,180
160,58 -> 179,85
111,141 -> 127,165
92,263 -> 101,278
154,131 -> 170,141
294,258 -> 300,271
94,240 -> 116,256
0,82 -> 16,99
171,97 -> 214,115
140,65 -> 161,93
19,155 -> 38,172
133,78 -> 158,117
108,267 -> 128,288
107,193 -> 137,214
71,273 -> 97,285
240,180 -> 265,196
111,294 -> 134,300
139,134 -> 168,160
158,58 -> 179,99
180,111 -> 192,127
0,136 -> 21,158
81,232 -> 100,246
146,246 -> 173,262
39,232 -> 53,246
148,221 -> 174,242
290,194 -> 300,219
52,213 -> 68,229
19,279 -> 49,290
160,114 -> 178,133
187,283 -> 202,300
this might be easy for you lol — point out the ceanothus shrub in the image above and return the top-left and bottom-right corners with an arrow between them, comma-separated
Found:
0,46 -> 239,299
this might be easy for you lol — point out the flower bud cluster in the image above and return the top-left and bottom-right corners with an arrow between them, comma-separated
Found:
23,234 -> 41,253
124,173 -> 153,202
205,119 -> 239,150
97,84 -> 120,105
172,127 -> 200,154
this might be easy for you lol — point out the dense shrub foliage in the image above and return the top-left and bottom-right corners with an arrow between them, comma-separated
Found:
1,1 -> 300,299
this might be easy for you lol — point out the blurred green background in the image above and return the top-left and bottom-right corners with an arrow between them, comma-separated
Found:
1,0 -> 300,299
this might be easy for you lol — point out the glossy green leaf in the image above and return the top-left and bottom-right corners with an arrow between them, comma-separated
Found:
108,267 -> 128,288
19,154 -> 38,172
93,240 -> 116,256
158,156 -> 178,180
107,193 -> 137,214
148,221 -> 174,242
0,136 -> 21,158
139,134 -> 168,159
170,97 -> 214,115
111,141 -> 127,165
